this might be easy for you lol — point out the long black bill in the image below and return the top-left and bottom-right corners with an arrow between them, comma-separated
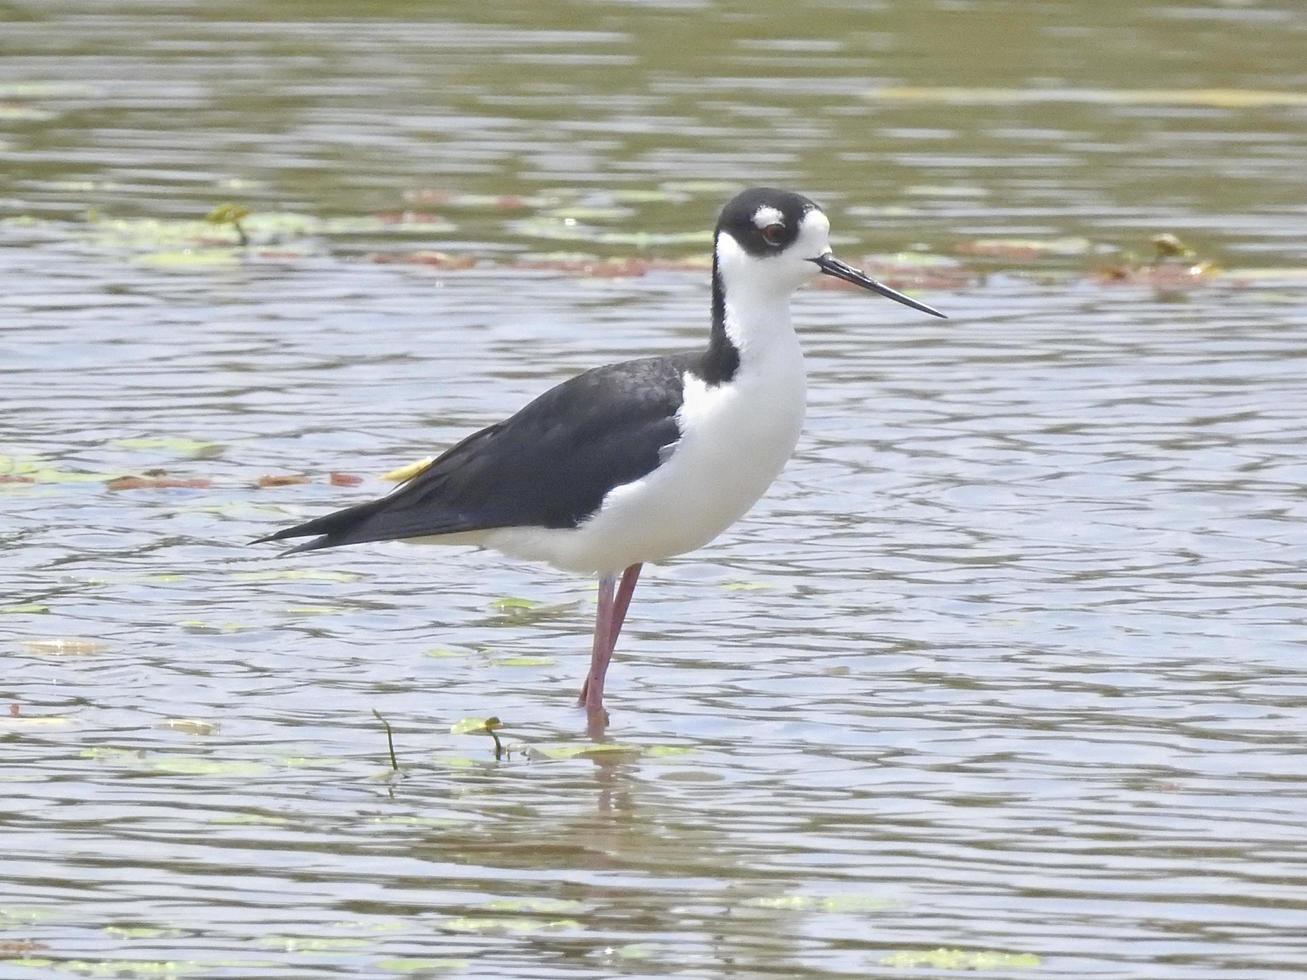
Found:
810,253 -> 947,319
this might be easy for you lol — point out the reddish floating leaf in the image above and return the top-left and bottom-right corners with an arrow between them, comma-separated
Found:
107,475 -> 211,490
256,474 -> 310,488
329,472 -> 364,486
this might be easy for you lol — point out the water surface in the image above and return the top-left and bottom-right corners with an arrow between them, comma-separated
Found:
3,2 -> 1307,977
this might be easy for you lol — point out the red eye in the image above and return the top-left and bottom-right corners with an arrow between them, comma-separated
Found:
761,223 -> 785,245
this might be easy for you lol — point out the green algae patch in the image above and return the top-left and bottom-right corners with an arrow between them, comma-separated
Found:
0,714 -> 74,730
34,960 -> 205,977
0,454 -> 113,485
879,948 -> 1041,971
111,437 -> 224,459
80,747 -> 270,778
487,597 -> 577,624
258,935 -> 372,953
147,756 -> 270,778
103,926 -> 185,940
442,916 -> 581,934
745,893 -> 897,913
0,906 -> 61,927
491,655 -> 555,667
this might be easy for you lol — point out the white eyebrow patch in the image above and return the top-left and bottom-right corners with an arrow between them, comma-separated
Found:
751,205 -> 784,229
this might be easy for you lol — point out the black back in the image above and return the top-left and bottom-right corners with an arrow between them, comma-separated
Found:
260,354 -> 696,553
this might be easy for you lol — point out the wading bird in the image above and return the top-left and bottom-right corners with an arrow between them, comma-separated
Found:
258,187 -> 945,730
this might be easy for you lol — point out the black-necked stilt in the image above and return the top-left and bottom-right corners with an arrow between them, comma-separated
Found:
257,187 -> 945,730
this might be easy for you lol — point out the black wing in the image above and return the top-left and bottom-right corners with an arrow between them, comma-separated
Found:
256,354 -> 692,554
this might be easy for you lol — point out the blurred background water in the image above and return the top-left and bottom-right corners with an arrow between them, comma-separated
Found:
2,1 -> 1306,977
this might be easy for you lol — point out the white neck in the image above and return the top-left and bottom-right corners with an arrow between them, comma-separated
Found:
715,235 -> 803,362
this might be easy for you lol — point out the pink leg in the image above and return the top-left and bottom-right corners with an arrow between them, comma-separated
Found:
607,563 -> 643,652
577,564 -> 643,719
578,574 -> 617,710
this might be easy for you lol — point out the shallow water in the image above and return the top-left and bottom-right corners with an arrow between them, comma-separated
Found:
4,2 -> 1307,978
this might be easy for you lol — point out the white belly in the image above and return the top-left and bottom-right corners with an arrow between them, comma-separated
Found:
482,345 -> 806,574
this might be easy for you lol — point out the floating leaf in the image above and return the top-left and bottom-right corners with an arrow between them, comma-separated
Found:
159,719 -> 218,736
258,935 -> 371,953
147,756 -> 270,778
423,647 -> 467,659
956,236 -> 1095,260
329,472 -> 364,486
255,473 -> 309,488
22,638 -> 105,655
720,581 -> 772,592
103,926 -> 184,940
442,916 -> 580,934
177,620 -> 245,635
524,741 -> 642,761
492,655 -> 555,667
0,714 -> 73,729
131,249 -> 242,269
489,597 -> 539,611
106,474 -> 211,491
3,604 -> 49,615
430,754 -> 478,769
746,893 -> 895,913
879,948 -> 1041,971
450,716 -> 502,735
376,958 -> 469,974
612,943 -> 658,961
111,437 -> 222,458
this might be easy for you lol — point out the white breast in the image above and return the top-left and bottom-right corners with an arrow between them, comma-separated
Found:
482,337 -> 806,575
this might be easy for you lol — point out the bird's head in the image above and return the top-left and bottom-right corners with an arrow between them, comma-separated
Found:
713,187 -> 946,318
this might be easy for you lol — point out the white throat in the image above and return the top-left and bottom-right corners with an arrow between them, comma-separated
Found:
714,234 -> 801,360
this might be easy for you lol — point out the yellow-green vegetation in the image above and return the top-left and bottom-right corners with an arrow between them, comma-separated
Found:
879,948 -> 1042,970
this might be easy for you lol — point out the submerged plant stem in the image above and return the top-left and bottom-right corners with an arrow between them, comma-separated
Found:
372,709 -> 398,771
